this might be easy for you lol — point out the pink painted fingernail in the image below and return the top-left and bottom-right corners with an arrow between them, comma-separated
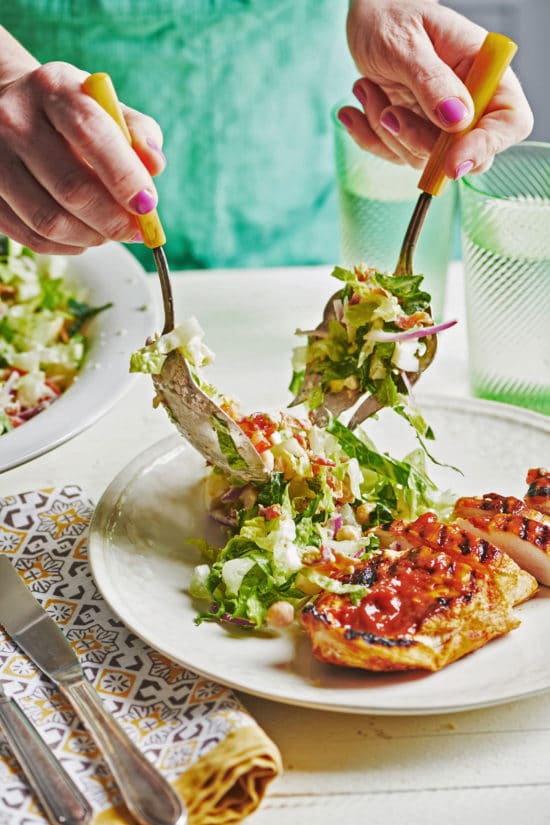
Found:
455,160 -> 474,179
436,97 -> 468,126
146,137 -> 166,162
380,112 -> 400,136
337,110 -> 353,130
129,189 -> 157,215
353,84 -> 367,106
130,231 -> 143,243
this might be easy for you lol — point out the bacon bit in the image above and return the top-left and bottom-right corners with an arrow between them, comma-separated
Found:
288,414 -> 311,430
326,475 -> 345,503
293,432 -> 307,449
396,311 -> 433,330
45,380 -> 62,396
349,293 -> 361,305
353,265 -> 377,282
238,413 -> 277,437
311,458 -> 336,478
0,284 -> 16,298
312,456 -> 336,466
249,433 -> 272,453
259,504 -> 282,521
237,413 -> 277,454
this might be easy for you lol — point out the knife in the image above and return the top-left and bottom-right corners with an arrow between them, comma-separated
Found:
0,556 -> 186,825
0,682 -> 92,825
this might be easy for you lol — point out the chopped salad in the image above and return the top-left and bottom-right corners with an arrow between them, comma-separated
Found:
190,410 -> 453,630
0,236 -> 111,434
290,264 -> 455,426
128,272 -> 457,632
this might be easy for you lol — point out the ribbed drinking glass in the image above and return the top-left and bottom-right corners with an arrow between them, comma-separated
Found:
459,141 -> 550,415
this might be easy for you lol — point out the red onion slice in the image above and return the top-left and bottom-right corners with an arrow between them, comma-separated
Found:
369,319 -> 457,343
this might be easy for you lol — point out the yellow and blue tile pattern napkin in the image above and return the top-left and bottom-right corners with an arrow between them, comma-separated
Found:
0,485 -> 281,825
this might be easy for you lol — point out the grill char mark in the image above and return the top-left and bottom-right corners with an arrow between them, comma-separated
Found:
343,628 -> 415,647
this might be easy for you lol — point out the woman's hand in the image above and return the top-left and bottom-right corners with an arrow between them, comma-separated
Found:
0,29 -> 166,254
340,0 -> 533,178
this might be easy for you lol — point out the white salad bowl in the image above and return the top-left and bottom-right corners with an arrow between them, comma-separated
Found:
0,242 -> 157,472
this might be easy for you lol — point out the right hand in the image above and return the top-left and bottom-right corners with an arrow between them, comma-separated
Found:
0,60 -> 166,254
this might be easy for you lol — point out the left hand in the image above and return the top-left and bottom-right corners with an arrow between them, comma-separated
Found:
341,0 -> 534,179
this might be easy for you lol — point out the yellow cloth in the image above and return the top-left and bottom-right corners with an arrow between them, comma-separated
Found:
0,485 -> 281,824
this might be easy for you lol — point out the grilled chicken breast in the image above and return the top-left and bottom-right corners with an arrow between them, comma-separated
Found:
378,512 -> 537,606
525,468 -> 550,516
301,514 -> 527,672
453,493 -> 550,586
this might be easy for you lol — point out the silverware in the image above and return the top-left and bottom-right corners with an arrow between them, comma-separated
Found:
0,556 -> 186,825
0,682 -> 92,825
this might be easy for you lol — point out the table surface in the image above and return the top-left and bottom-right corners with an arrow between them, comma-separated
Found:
2,261 -> 549,825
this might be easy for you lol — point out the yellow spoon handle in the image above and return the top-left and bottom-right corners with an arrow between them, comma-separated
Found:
418,32 -> 518,197
82,72 -> 166,249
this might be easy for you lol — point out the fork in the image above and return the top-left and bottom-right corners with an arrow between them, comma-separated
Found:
0,682 -> 92,825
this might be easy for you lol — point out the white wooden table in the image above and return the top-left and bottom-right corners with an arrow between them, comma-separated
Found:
2,262 -> 550,825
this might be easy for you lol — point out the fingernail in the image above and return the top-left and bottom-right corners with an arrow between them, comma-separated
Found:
380,112 -> 400,136
353,84 -> 367,106
129,189 -> 157,215
337,110 -> 353,130
436,97 -> 469,126
146,137 -> 166,163
129,231 -> 143,243
455,160 -> 474,179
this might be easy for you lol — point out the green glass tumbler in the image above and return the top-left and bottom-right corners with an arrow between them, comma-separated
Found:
333,106 -> 457,322
459,141 -> 550,415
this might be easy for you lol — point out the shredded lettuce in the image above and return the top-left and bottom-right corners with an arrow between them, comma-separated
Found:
211,414 -> 250,472
130,316 -> 214,375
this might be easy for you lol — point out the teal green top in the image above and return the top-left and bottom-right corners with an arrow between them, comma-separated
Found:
4,1 -> 355,269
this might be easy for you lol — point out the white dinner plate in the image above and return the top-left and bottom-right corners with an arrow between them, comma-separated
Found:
0,242 -> 157,472
89,395 -> 550,715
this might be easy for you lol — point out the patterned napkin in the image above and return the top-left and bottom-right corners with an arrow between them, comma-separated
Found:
0,486 -> 282,825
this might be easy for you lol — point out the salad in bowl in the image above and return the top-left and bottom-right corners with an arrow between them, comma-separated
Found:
0,236 -> 111,435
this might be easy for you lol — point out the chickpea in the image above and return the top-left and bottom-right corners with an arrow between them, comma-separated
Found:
336,525 -> 361,541
240,486 -> 257,509
355,502 -> 375,525
265,601 -> 295,628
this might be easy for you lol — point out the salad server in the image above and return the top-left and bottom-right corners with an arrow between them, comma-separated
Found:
291,33 -> 517,429
83,74 -> 268,483
0,556 -> 186,825
0,681 -> 92,825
